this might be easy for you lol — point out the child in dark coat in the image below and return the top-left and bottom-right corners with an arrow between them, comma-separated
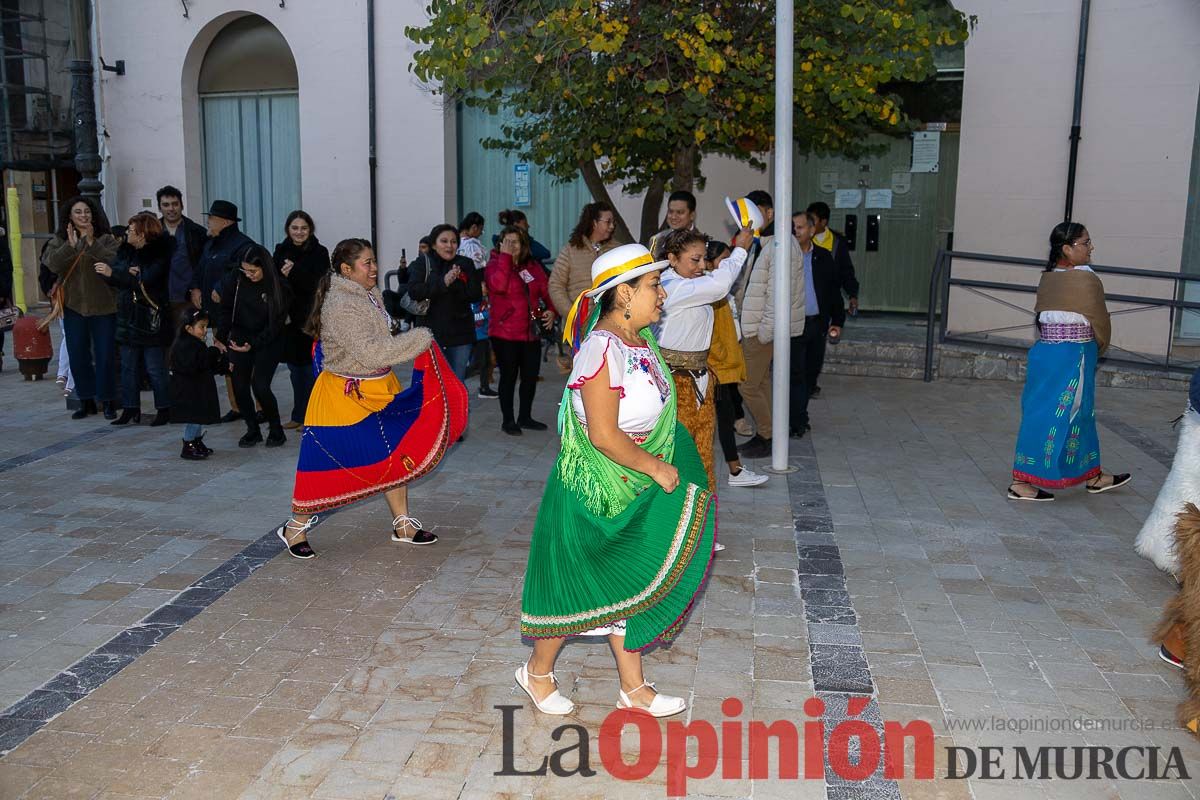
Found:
170,308 -> 228,460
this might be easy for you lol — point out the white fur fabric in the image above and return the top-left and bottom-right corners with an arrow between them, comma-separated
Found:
1135,409 -> 1200,578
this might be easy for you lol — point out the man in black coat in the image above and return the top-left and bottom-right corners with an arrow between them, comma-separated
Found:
806,201 -> 859,396
156,185 -> 207,324
196,200 -> 255,422
788,211 -> 845,438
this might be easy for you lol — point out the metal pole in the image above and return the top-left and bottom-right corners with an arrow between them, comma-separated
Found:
367,0 -> 378,251
1063,0 -> 1090,222
68,0 -> 102,201
769,0 -> 793,472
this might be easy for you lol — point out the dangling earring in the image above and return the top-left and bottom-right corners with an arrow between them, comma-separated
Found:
623,304 -> 632,321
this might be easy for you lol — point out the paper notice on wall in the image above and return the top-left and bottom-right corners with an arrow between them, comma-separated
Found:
911,131 -> 940,173
514,163 -> 531,207
819,170 -> 839,193
834,189 -> 862,209
865,189 -> 893,209
891,170 -> 911,195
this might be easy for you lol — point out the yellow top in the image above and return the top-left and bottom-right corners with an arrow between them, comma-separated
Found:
814,229 -> 834,252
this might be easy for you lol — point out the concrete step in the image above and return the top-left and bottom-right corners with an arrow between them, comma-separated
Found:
821,336 -> 1189,390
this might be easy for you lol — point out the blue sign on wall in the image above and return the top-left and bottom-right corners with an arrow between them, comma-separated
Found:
514,163 -> 531,207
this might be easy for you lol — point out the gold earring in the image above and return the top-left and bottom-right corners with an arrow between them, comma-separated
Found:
623,304 -> 632,321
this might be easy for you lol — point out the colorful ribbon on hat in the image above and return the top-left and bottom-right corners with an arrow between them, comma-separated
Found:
562,251 -> 656,352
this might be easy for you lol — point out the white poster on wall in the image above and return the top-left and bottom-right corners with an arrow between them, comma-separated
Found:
865,189 -> 893,209
819,170 -> 839,193
911,131 -> 940,173
834,189 -> 862,209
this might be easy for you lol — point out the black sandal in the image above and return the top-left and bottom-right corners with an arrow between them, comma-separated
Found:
1086,473 -> 1131,494
391,515 -> 438,545
276,516 -> 318,559
1007,483 -> 1055,502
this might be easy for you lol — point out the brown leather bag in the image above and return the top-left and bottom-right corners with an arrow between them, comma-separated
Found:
36,248 -> 87,331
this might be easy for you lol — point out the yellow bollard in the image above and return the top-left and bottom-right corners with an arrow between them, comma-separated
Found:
6,187 -> 24,311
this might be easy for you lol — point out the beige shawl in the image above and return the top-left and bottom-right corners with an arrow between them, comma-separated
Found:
1034,268 -> 1111,355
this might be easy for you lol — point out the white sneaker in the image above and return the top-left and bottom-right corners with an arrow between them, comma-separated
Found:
728,467 -> 769,488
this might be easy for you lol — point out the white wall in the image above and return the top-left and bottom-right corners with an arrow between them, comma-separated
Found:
93,0 -> 449,262
950,0 -> 1200,356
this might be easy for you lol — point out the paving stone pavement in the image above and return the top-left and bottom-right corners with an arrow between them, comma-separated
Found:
0,331 -> 1197,799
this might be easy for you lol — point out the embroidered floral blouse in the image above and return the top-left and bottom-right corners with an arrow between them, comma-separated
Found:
568,330 -> 671,435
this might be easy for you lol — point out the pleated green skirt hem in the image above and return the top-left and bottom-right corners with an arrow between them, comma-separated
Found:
520,422 -> 716,651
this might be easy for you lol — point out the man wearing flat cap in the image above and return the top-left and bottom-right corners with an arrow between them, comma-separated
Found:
195,200 -> 255,422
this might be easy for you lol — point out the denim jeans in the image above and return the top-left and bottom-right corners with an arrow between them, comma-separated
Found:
183,423 -> 203,440
62,309 -> 117,402
444,343 -> 473,380
288,362 -> 317,424
119,344 -> 169,410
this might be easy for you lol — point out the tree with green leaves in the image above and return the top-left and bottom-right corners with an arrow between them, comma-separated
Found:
408,1 -> 970,242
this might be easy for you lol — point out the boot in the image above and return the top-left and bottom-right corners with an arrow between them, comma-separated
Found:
149,409 -> 170,427
238,427 -> 264,448
180,440 -> 206,461
102,401 -> 118,420
71,399 -> 98,420
111,408 -> 141,426
265,425 -> 287,448
194,435 -> 214,456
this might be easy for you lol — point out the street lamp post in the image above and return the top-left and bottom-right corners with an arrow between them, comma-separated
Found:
769,0 -> 795,474
69,0 -> 102,202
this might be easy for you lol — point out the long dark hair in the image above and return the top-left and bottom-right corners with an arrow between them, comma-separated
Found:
459,211 -> 484,234
306,238 -> 372,339
283,209 -> 316,241
56,196 -> 112,238
1046,222 -> 1087,271
568,201 -> 614,249
239,245 -> 287,332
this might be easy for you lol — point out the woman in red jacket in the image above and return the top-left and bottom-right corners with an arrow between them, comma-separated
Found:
487,225 -> 555,435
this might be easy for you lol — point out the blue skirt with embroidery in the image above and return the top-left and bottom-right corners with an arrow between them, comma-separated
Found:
1012,340 -> 1102,488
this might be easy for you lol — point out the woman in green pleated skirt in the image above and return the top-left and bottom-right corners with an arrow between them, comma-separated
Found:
517,243 -> 717,719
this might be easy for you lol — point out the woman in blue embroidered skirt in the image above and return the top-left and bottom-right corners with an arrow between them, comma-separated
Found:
1009,223 -> 1130,501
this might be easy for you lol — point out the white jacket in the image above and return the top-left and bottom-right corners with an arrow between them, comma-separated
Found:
738,234 -> 807,342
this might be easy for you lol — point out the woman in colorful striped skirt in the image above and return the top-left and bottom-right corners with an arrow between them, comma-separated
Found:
517,243 -> 717,719
277,238 -> 469,558
1009,223 -> 1129,501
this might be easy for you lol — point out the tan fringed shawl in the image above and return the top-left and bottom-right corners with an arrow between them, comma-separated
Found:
1034,269 -> 1111,355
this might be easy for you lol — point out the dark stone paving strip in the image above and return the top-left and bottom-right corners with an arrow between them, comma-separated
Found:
786,439 -> 900,800
0,428 -> 116,474
1098,412 -> 1175,468
0,523 -> 290,755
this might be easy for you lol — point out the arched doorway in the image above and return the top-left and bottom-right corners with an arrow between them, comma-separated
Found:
198,15 -> 300,247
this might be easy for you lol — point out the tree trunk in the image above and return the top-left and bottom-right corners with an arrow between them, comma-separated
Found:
579,159 -> 634,245
638,175 -> 666,244
672,145 -> 697,193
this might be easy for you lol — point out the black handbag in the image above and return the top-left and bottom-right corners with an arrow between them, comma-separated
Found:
128,280 -> 162,338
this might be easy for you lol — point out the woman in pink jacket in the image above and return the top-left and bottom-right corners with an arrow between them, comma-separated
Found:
487,225 -> 555,435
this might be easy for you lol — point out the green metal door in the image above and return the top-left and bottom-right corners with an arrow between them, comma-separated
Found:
458,104 -> 593,263
793,131 -> 959,312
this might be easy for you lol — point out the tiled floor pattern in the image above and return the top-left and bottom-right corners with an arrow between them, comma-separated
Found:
0,352 -> 1197,798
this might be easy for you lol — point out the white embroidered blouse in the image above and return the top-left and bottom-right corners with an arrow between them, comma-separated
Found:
567,330 -> 671,435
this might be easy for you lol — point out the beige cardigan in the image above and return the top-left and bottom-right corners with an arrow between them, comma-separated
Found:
548,239 -> 616,317
319,275 -> 432,376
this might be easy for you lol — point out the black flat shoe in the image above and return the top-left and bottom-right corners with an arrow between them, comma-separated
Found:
111,408 -> 140,426
392,515 -> 438,545
518,418 -> 548,431
71,399 -> 98,420
789,423 -> 811,438
238,430 -> 263,448
149,409 -> 170,427
737,435 -> 771,459
220,409 -> 242,424
1087,473 -> 1131,494
275,519 -> 317,559
1007,486 -> 1054,502
265,429 -> 286,448
501,421 -> 523,436
102,401 -> 118,421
